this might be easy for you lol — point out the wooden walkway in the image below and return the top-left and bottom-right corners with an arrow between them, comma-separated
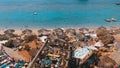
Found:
28,40 -> 48,68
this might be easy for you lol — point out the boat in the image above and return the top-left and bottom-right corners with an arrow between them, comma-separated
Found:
105,19 -> 111,22
33,12 -> 37,15
111,18 -> 116,22
116,2 -> 120,5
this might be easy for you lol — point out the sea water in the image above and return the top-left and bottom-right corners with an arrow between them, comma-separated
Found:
0,0 -> 120,29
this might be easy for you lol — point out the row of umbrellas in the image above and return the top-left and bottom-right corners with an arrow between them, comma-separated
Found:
2,28 -> 89,34
0,28 -> 89,40
1,26 -> 110,41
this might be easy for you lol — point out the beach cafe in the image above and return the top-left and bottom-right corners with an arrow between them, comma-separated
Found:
73,46 -> 97,65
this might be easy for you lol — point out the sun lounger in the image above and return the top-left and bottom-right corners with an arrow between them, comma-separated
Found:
47,53 -> 60,57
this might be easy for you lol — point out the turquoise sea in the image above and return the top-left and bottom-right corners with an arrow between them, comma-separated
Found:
0,0 -> 120,28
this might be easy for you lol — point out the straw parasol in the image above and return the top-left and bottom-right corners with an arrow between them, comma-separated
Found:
54,28 -> 64,33
38,28 -> 48,33
65,28 -> 76,35
22,29 -> 32,34
53,28 -> 64,35
0,34 -> 9,40
96,26 -> 115,44
0,33 -> 18,40
97,56 -> 116,67
38,28 -> 51,36
96,26 -> 108,36
97,26 -> 106,30
12,39 -> 23,47
5,40 -> 14,48
53,28 -> 66,39
79,28 -> 89,31
4,29 -> 15,34
109,49 -> 120,65
76,32 -> 85,41
24,34 -> 37,42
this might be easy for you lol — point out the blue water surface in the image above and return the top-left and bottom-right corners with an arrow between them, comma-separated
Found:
0,0 -> 120,28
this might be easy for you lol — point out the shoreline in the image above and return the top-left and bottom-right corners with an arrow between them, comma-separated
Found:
0,26 -> 119,35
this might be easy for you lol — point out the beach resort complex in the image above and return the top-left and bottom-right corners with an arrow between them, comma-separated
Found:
0,0 -> 120,68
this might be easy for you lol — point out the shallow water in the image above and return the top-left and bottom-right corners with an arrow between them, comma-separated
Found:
0,0 -> 120,28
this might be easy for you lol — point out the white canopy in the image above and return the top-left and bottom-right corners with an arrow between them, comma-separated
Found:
39,36 -> 47,43
0,40 -> 8,51
0,40 -> 8,44
90,33 -> 97,38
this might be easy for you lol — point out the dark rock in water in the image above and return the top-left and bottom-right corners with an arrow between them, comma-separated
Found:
116,2 -> 120,5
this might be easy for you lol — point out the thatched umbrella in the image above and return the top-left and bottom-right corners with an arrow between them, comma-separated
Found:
38,28 -> 51,36
79,28 -> 89,33
0,34 -> 9,40
54,28 -> 64,32
5,40 -> 14,48
38,28 -> 48,32
72,41 -> 81,47
22,29 -> 32,34
53,28 -> 64,35
0,33 -> 18,40
65,28 -> 76,35
76,32 -> 85,41
4,29 -> 15,34
24,34 -> 37,42
47,34 -> 57,42
109,49 -> 120,65
96,26 -> 115,44
12,39 -> 23,47
54,39 -> 65,47
96,27 -> 108,37
97,26 -> 106,30
79,28 -> 89,31
53,28 -> 66,39
98,56 -> 116,68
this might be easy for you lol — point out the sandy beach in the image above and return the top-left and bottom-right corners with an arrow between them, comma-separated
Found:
0,26 -> 120,68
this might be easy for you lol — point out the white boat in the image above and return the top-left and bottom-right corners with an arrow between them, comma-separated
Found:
111,18 -> 116,22
33,12 -> 37,15
105,18 -> 111,22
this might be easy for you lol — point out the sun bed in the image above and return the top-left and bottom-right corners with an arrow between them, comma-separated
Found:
47,53 -> 60,57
